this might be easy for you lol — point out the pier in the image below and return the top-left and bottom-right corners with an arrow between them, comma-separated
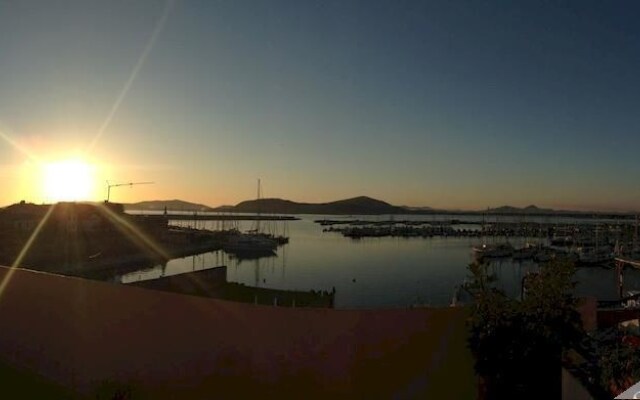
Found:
318,218 -> 639,243
160,214 -> 298,221
615,257 -> 640,269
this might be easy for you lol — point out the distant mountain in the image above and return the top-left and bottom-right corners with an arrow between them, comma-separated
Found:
213,196 -> 407,215
322,196 -> 405,214
485,205 -> 556,214
123,198 -> 634,218
232,198 -> 303,214
403,206 -> 436,211
125,199 -> 215,212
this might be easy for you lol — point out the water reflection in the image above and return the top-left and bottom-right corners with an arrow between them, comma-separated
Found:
113,214 -> 640,309
226,249 -> 277,262
118,245 -> 286,285
119,250 -> 234,284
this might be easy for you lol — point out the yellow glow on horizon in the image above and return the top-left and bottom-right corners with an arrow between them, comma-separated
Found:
41,159 -> 97,202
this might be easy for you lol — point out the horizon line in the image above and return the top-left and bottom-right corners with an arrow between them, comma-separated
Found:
6,196 -> 636,215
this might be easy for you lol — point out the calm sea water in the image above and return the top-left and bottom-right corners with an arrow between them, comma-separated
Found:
117,214 -> 640,309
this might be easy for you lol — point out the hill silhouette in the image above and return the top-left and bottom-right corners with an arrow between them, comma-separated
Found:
486,205 -> 555,214
121,198 -> 632,218
216,196 -> 406,215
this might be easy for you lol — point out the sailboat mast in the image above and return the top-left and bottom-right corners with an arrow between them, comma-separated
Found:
257,178 -> 261,201
634,215 -> 638,252
256,178 -> 261,233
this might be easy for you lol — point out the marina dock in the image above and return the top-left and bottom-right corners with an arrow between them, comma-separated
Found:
160,214 -> 299,221
318,218 -> 639,241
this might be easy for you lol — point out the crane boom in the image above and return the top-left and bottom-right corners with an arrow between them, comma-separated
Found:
106,181 -> 154,202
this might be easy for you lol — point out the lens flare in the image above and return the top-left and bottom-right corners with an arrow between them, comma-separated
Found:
42,159 -> 96,202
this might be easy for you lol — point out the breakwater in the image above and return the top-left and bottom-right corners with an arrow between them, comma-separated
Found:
163,214 -> 298,221
319,219 -> 638,244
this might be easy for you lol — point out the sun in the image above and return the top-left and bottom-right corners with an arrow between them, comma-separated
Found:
41,159 -> 96,202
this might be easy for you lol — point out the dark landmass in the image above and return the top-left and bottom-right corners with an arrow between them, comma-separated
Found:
0,202 -> 228,275
212,196 -> 406,215
121,197 -> 636,218
402,205 -> 437,211
479,204 -> 636,218
214,196 -> 636,218
125,199 -> 215,212
485,204 -> 555,214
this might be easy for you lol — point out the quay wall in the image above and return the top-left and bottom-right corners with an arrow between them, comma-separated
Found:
130,266 -> 335,308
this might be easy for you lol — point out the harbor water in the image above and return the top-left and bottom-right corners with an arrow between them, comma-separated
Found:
116,214 -> 640,309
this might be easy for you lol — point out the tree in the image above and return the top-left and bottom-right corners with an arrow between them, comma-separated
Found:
466,260 -> 584,399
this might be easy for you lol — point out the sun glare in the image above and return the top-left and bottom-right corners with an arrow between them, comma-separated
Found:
42,159 -> 96,202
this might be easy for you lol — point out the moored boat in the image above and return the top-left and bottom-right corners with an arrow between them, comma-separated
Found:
224,233 -> 278,252
512,243 -> 538,260
577,246 -> 613,265
472,243 -> 514,259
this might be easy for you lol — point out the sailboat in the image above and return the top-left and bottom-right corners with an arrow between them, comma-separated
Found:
472,243 -> 514,259
247,179 -> 289,245
472,210 -> 513,259
512,243 -> 537,260
577,225 -> 613,265
223,179 -> 277,255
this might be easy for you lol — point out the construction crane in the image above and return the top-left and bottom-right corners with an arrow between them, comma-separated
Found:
105,181 -> 154,202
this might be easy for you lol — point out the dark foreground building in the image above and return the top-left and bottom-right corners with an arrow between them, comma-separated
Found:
0,201 -> 172,273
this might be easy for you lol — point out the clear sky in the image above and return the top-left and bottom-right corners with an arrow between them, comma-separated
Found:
0,0 -> 639,211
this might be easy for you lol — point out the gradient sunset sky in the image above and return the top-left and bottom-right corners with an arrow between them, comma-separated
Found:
0,0 -> 639,211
